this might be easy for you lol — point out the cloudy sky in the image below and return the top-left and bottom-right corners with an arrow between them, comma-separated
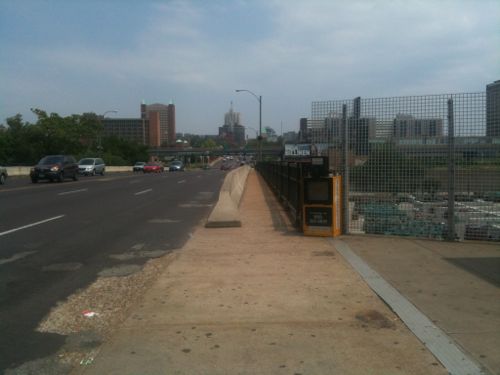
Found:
1,0 -> 499,135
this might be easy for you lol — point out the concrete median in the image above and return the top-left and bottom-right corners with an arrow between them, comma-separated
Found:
6,166 -> 133,176
205,165 -> 251,228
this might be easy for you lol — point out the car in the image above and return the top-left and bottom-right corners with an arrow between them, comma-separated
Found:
169,160 -> 185,172
78,157 -> 105,176
133,162 -> 146,172
143,162 -> 164,173
30,155 -> 79,183
0,166 -> 7,185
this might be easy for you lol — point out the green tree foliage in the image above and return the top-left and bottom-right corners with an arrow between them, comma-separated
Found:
200,138 -> 217,149
0,110 -> 148,165
351,143 -> 424,193
101,136 -> 149,165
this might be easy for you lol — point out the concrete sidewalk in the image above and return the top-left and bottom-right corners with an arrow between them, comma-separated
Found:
77,170 -> 450,375
342,235 -> 500,375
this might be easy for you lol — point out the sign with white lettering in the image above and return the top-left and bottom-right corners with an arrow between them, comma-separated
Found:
284,144 -> 310,156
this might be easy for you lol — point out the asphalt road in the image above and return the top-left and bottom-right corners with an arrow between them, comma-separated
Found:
0,169 -> 226,372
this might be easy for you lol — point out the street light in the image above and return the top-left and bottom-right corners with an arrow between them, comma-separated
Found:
102,110 -> 118,118
236,89 -> 262,161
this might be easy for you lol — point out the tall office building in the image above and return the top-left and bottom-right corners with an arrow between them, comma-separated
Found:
219,103 -> 245,145
486,80 -> 500,137
141,102 -> 176,146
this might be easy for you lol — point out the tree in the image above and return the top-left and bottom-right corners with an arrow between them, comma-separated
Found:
351,143 -> 424,193
1,109 -> 148,165
200,138 -> 217,149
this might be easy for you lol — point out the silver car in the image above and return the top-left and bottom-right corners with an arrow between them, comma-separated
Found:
78,158 -> 105,176
169,160 -> 185,172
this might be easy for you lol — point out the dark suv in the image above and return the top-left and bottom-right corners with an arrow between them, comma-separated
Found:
30,155 -> 79,183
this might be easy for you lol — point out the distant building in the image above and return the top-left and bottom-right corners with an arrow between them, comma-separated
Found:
298,118 -> 309,142
102,118 -> 147,144
141,102 -> 176,146
219,103 -> 245,146
392,114 -> 443,138
486,80 -> 500,137
283,131 -> 298,144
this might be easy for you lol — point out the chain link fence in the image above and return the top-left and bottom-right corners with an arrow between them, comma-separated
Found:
308,91 -> 500,241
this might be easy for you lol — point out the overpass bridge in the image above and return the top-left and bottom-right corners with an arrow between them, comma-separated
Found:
148,146 -> 283,159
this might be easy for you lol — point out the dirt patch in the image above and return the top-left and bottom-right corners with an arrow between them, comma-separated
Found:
34,252 -> 178,372
109,250 -> 168,261
355,309 -> 396,329
98,264 -> 143,277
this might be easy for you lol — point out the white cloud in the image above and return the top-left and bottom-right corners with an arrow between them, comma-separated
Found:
2,0 -> 499,132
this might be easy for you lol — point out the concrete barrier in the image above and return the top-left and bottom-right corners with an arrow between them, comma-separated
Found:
6,166 -> 133,176
205,165 -> 251,228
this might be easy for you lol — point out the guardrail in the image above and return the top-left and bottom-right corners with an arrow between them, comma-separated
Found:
6,166 -> 134,176
257,161 -> 303,227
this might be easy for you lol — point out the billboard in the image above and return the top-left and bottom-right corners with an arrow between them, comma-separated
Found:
284,144 -> 311,156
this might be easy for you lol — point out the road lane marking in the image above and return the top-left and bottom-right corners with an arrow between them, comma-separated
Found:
58,188 -> 88,196
0,251 -> 37,265
148,218 -> 181,223
134,189 -> 152,196
178,180 -> 186,184
0,215 -> 65,237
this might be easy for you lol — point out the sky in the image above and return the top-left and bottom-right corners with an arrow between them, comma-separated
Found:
1,0 -> 499,136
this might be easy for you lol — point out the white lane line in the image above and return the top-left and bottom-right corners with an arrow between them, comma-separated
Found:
0,251 -> 37,265
58,188 -> 88,196
178,180 -> 186,184
0,215 -> 65,237
134,188 -> 152,196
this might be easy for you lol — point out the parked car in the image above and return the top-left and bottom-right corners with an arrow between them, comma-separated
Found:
169,160 -> 185,172
30,155 -> 79,183
0,166 -> 7,185
78,157 -> 105,176
143,162 -> 164,173
133,162 -> 146,172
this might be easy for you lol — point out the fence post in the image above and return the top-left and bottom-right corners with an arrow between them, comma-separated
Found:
447,98 -> 456,241
342,104 -> 350,234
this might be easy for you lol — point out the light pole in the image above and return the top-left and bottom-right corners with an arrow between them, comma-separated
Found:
99,110 -> 118,155
236,89 -> 262,161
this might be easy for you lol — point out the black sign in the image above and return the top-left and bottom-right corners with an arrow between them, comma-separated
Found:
305,207 -> 332,227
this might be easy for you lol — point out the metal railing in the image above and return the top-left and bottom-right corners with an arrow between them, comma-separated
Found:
257,160 -> 303,226
307,92 -> 500,241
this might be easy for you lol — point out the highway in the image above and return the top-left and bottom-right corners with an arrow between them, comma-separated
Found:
0,169 -> 225,371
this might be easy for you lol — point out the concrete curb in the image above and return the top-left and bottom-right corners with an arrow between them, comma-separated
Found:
6,166 -> 133,176
205,165 -> 251,228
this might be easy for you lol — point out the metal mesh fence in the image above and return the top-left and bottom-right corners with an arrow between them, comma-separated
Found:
309,91 -> 500,241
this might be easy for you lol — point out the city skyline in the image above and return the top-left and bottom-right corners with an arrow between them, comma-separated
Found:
1,1 -> 499,135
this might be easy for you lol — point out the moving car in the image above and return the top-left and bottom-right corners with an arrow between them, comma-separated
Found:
143,162 -> 164,173
133,162 -> 146,172
0,166 -> 7,185
169,160 -> 185,172
78,157 -> 105,176
30,155 -> 79,183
